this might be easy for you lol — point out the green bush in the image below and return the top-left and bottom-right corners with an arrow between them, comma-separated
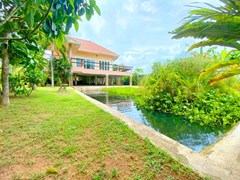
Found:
135,55 -> 240,127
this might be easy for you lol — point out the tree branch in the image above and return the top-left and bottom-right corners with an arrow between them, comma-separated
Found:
0,0 -> 53,41
0,1 -> 27,27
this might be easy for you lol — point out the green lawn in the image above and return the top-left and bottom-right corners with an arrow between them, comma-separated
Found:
103,87 -> 140,98
0,87 -> 202,179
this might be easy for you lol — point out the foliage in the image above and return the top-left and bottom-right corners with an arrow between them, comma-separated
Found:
133,68 -> 144,85
199,50 -> 240,85
171,0 -> 240,83
0,0 -> 100,44
9,68 -> 29,96
7,40 -> 47,96
135,54 -> 240,127
122,68 -> 144,85
136,89 -> 240,127
52,53 -> 72,85
0,0 -> 100,105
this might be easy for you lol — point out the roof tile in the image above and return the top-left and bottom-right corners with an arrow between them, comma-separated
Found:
68,37 -> 119,58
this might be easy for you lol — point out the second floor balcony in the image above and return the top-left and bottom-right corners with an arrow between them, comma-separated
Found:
71,58 -> 133,76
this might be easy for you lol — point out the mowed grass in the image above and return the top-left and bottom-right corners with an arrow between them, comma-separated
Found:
0,87 -> 202,179
103,87 -> 140,98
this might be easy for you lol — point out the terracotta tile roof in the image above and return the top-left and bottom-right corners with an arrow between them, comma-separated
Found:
68,36 -> 119,58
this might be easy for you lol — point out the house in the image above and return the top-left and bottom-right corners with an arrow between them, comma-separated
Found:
53,37 -> 133,86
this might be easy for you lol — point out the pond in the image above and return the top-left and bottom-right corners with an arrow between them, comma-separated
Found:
83,91 -> 228,152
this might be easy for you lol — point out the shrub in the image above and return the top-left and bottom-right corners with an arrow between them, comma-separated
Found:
135,54 -> 240,127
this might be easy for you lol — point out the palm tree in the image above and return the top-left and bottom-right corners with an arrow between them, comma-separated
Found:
171,0 -> 240,84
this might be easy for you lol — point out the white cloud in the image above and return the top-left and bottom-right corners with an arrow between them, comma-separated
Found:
142,16 -> 157,23
89,16 -> 106,35
116,13 -> 128,30
140,0 -> 158,14
170,0 -> 222,6
116,43 -> 189,73
123,0 -> 138,13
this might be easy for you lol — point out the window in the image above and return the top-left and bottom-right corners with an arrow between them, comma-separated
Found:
76,58 -> 83,67
99,61 -> 110,70
84,59 -> 95,69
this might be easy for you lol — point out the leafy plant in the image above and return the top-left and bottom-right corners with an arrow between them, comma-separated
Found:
171,0 -> 240,83
52,52 -> 72,85
7,40 -> 47,96
135,54 -> 240,127
0,0 -> 100,106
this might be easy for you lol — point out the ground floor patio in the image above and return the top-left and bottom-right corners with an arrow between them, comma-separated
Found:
69,74 -> 132,86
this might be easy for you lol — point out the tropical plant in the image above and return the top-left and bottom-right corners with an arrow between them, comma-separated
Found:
122,68 -> 144,85
52,53 -> 72,85
171,0 -> 240,84
135,55 -> 240,127
8,41 -> 47,96
133,68 -> 144,85
0,0 -> 100,106
199,50 -> 240,84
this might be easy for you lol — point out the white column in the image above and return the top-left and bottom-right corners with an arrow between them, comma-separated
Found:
130,75 -> 133,86
106,75 -> 109,86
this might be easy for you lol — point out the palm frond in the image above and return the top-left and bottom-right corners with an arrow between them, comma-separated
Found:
171,0 -> 240,51
188,40 -> 240,51
209,68 -> 240,84
198,58 -> 240,80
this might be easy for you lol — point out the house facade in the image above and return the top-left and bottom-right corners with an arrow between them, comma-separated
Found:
61,37 -> 133,86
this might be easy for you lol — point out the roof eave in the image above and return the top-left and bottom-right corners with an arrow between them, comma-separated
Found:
78,49 -> 119,60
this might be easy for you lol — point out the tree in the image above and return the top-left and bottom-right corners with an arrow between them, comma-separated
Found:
0,0 -> 100,106
53,52 -> 72,85
8,40 -> 48,96
133,68 -> 144,85
171,0 -> 240,84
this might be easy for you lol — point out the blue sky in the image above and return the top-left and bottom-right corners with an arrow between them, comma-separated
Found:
70,0 -> 221,73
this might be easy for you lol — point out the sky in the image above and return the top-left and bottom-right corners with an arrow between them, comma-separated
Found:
69,0 -> 222,73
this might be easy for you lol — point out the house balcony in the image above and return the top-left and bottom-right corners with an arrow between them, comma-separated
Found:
70,58 -> 133,76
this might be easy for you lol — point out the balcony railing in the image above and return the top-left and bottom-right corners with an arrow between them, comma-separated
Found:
70,58 -> 132,72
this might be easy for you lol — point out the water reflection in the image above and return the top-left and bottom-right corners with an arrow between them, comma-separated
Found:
83,91 -> 227,152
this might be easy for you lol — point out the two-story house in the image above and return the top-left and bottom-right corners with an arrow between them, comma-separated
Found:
55,36 -> 133,86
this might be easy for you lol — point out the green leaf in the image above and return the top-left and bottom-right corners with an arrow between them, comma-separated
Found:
85,6 -> 93,21
43,22 -> 50,33
74,20 -> 79,32
93,5 -> 101,16
51,22 -> 57,31
90,0 -> 96,6
26,8 -> 35,28
69,0 -> 74,9
65,17 -> 73,33
56,3 -> 61,10
67,4 -> 73,15
78,7 -> 85,16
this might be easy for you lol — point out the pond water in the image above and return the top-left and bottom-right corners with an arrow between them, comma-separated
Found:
83,91 -> 228,152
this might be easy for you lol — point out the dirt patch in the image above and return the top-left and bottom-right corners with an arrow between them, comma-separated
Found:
0,156 -> 52,179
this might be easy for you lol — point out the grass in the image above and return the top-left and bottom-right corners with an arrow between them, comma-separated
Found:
103,87 -> 140,98
0,87 -> 202,179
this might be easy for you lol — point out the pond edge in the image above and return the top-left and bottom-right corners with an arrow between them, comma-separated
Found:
74,88 -> 239,180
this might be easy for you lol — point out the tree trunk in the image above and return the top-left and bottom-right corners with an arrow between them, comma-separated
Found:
51,41 -> 54,87
1,32 -> 10,106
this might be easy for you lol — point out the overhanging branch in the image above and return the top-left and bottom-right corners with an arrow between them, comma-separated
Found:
0,1 -> 27,27
0,0 -> 53,41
